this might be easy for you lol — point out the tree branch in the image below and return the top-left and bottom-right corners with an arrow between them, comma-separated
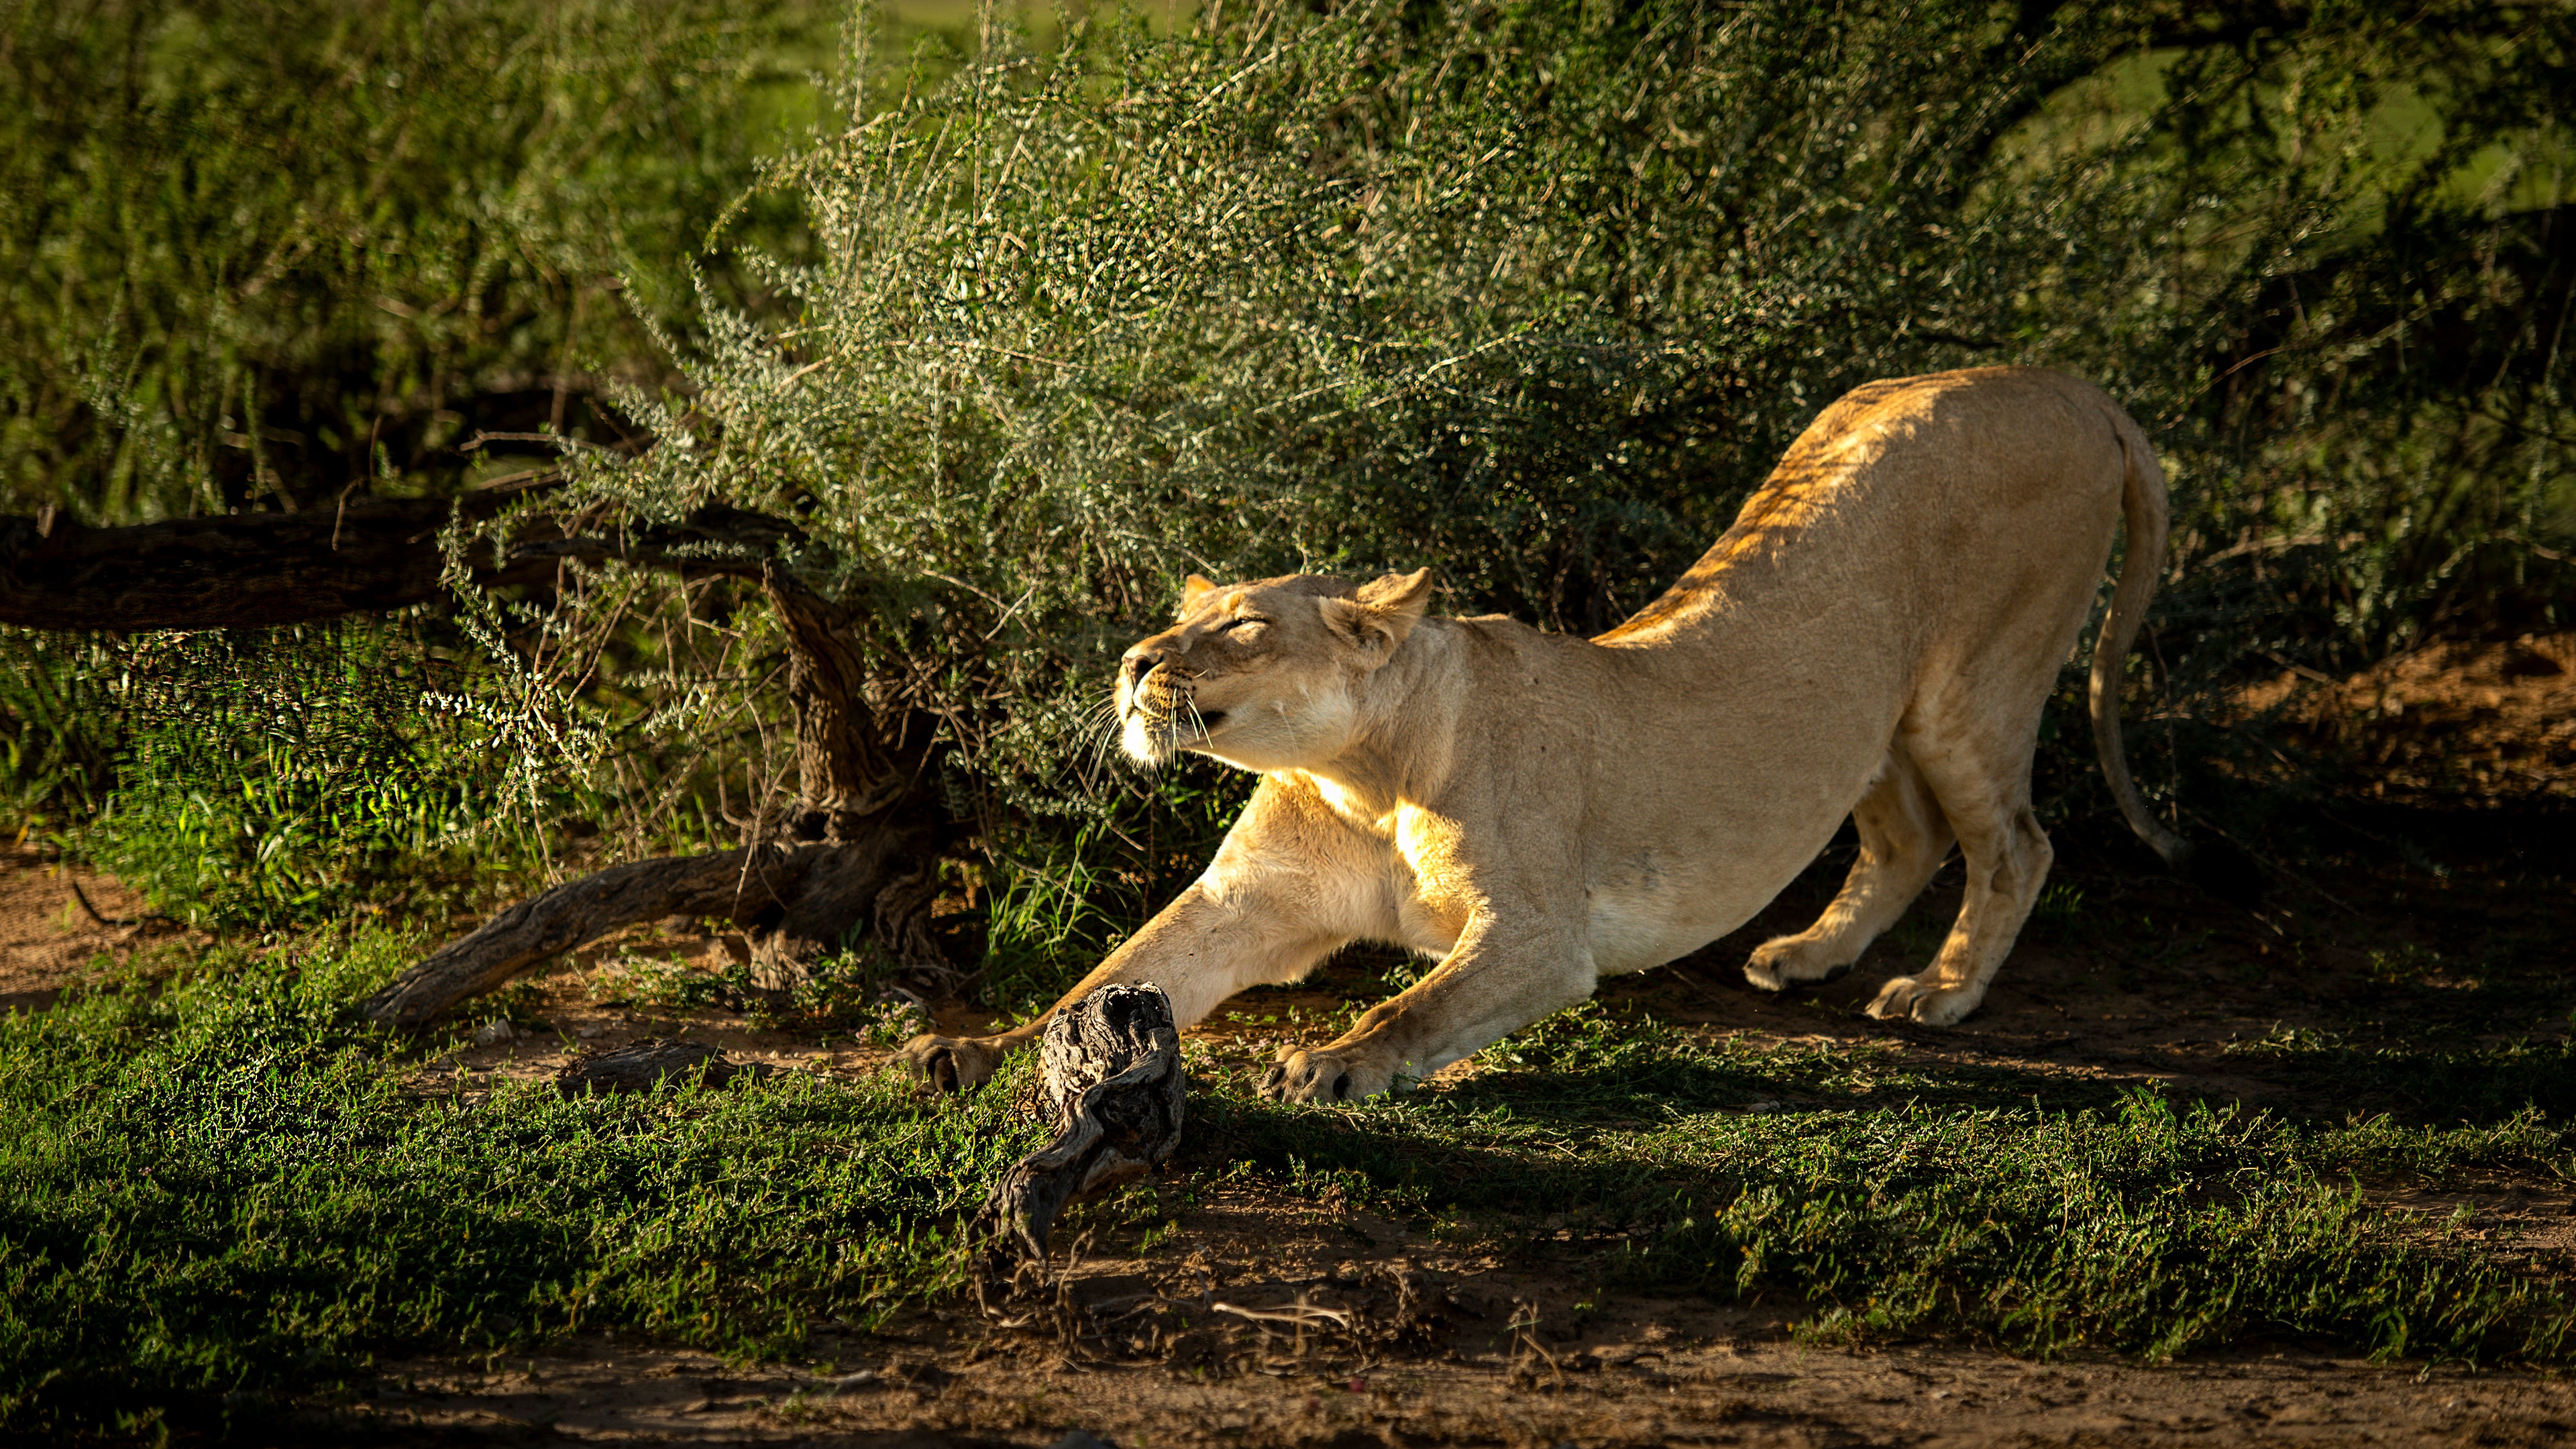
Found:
0,483 -> 559,631
361,845 -> 812,1026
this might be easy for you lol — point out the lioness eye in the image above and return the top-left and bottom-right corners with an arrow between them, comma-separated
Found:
1220,617 -> 1266,634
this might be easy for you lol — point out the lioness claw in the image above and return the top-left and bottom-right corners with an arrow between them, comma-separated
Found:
1260,1048 -> 1380,1103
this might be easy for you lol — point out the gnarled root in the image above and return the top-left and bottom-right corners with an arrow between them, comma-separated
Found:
973,983 -> 1185,1301
357,519 -> 961,1030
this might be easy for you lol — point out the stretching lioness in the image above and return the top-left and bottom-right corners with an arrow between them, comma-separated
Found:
905,367 -> 2201,1101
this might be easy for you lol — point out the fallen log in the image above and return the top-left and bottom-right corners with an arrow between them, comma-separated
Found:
556,1038 -> 776,1095
358,831 -> 941,1026
0,483 -> 559,631
368,849 -> 799,1026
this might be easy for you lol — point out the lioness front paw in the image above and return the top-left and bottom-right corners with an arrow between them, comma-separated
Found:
1258,1046 -> 1393,1103
1743,936 -> 1858,992
898,1032 -> 1012,1092
1864,975 -> 1983,1026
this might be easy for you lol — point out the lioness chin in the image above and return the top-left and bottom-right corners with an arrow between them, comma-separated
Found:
905,366 -> 2205,1102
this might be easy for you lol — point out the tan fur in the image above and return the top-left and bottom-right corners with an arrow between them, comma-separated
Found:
903,367 -> 2185,1101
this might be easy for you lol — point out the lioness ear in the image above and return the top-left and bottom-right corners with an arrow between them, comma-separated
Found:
1179,574 -> 1219,614
1354,567 -> 1434,616
1320,568 -> 1434,661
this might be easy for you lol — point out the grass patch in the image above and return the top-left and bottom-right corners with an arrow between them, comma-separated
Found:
1193,1005 -> 2576,1363
0,930 -> 1042,1438
2224,1024 -> 2576,1123
5,963 -> 2573,1437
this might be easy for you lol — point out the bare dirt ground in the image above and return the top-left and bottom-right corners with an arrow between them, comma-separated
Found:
0,843 -> 193,1014
11,641 -> 2575,1446
337,1279 -> 2576,1448
2238,632 -> 2576,806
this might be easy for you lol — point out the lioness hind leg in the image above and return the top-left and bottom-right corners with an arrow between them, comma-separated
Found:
1865,729 -> 2054,1026
1746,746 -> 1953,992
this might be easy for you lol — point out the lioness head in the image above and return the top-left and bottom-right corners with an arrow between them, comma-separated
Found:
1118,568 -> 1434,770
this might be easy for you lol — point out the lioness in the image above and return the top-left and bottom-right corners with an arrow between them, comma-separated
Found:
905,366 -> 2200,1101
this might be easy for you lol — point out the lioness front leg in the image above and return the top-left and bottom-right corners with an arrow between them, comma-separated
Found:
900,877 -> 1349,1089
899,1024 -> 1039,1093
1261,917 -> 1592,1102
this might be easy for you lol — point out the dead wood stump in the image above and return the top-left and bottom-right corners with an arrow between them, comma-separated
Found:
358,558 -> 954,1030
973,983 -> 1186,1281
555,1038 -> 777,1096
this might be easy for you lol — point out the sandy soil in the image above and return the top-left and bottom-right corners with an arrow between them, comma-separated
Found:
2238,631 -> 2576,804
317,1173 -> 2576,1446
331,1293 -> 2576,1448
0,844 -> 193,1014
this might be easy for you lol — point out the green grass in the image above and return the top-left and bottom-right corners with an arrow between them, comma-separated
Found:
2222,1024 -> 2576,1124
0,930 -> 1045,1438
7,948 -> 2574,1439
1191,1005 -> 2576,1362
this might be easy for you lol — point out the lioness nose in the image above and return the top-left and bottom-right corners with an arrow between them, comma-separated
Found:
1123,647 -> 1167,683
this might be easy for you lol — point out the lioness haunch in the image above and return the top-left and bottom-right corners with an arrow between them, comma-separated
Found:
907,367 -> 2206,1102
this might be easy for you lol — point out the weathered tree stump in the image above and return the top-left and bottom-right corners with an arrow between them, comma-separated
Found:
360,535 -> 953,1028
555,1038 -> 777,1096
973,983 -> 1186,1275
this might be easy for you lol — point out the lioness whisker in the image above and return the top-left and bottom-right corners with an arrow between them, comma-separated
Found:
1074,715 -> 1115,785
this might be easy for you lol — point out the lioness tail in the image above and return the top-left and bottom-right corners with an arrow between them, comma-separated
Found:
2090,409 -> 2261,904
